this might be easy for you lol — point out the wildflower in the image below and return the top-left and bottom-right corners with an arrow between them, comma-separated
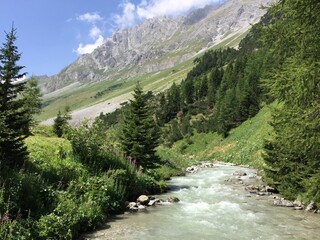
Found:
2,214 -> 9,222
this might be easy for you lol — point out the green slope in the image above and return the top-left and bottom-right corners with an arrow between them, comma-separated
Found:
157,104 -> 273,169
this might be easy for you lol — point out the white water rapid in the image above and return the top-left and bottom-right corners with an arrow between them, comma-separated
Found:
84,164 -> 320,240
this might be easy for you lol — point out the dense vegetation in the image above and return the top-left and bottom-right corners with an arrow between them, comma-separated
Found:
262,0 -> 320,203
0,29 -> 166,239
0,0 -> 319,238
100,0 -> 320,207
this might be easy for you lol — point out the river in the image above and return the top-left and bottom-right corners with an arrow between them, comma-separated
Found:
83,164 -> 320,240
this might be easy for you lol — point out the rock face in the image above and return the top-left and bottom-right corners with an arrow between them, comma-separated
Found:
41,0 -> 272,93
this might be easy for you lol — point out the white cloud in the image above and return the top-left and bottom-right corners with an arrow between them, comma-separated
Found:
75,12 -> 105,55
137,0 -> 222,19
113,0 -> 223,28
76,35 -> 104,55
113,2 -> 137,29
89,25 -> 102,39
77,12 -> 103,23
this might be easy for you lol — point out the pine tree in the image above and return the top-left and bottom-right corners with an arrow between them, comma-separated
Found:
0,27 -> 29,167
207,67 -> 222,108
120,83 -> 160,169
182,79 -> 194,104
53,106 -> 71,137
167,83 -> 181,115
53,110 -> 65,137
21,77 -> 42,135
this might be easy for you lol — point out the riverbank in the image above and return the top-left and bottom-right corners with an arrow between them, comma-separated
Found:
81,163 -> 320,240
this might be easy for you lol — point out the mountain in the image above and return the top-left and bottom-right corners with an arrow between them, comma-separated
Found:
41,0 -> 272,93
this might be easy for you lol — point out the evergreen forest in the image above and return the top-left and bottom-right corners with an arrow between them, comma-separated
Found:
0,0 -> 319,239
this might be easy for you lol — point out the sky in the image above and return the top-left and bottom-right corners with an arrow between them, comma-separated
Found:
0,0 -> 223,77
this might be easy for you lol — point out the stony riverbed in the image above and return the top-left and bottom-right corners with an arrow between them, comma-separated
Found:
81,163 -> 320,240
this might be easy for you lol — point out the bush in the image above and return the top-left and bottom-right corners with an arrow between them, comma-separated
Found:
138,174 -> 168,195
0,217 -> 35,240
67,174 -> 125,213
37,198 -> 104,240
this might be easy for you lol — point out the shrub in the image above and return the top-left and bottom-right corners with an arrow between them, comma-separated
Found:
37,197 -> 104,240
138,174 -> 168,195
67,174 -> 125,213
0,217 -> 35,240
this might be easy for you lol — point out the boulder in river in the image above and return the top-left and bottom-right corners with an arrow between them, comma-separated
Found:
127,202 -> 139,211
293,200 -> 303,207
148,199 -> 162,206
186,166 -> 199,174
138,205 -> 147,211
294,206 -> 303,210
265,186 -> 278,193
273,198 -> 294,207
137,195 -> 150,205
167,196 -> 180,203
199,161 -> 215,168
233,170 -> 247,177
305,201 -> 317,212
245,185 -> 277,195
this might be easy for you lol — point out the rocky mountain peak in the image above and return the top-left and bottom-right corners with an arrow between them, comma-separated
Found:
42,0 -> 272,93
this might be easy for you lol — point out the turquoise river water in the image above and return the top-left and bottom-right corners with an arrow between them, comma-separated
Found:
83,164 -> 320,240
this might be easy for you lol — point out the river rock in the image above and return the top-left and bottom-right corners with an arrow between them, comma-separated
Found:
186,166 -> 199,174
137,195 -> 150,205
265,186 -> 278,193
294,206 -> 303,210
127,202 -> 139,211
245,185 -> 260,194
293,200 -> 303,208
200,162 -> 215,168
233,170 -> 247,177
148,199 -> 161,206
128,202 -> 138,208
273,198 -> 294,207
167,196 -> 180,203
245,185 -> 277,195
305,201 -> 317,212
138,205 -> 147,211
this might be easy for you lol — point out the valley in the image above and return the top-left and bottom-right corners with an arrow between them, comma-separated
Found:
0,0 -> 319,239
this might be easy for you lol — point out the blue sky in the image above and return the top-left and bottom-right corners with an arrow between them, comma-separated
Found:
0,0 -> 222,77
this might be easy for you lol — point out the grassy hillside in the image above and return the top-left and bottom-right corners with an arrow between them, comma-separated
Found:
157,104 -> 273,169
38,31 -> 247,122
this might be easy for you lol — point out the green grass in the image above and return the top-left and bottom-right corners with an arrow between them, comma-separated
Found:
25,134 -> 87,185
158,104 -> 273,169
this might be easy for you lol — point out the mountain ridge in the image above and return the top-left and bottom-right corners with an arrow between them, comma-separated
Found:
41,0 -> 272,94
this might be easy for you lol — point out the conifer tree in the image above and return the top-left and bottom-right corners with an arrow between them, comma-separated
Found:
120,83 -> 160,169
21,77 -> 42,135
0,27 -> 29,167
53,106 -> 71,137
263,0 -> 320,202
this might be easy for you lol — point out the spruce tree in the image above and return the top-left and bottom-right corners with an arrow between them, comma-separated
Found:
21,77 -> 42,135
53,107 -> 71,137
0,27 -> 29,167
120,83 -> 160,169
